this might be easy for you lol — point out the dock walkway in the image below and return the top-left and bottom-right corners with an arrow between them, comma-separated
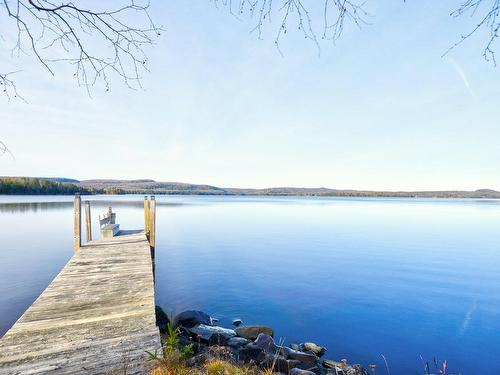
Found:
0,230 -> 161,375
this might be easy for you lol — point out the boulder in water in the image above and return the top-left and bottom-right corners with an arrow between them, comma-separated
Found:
227,337 -> 250,348
322,359 -> 343,370
254,333 -> 280,353
235,325 -> 274,340
232,318 -> 243,327
300,342 -> 326,357
173,310 -> 211,328
189,324 -> 236,341
285,348 -> 319,363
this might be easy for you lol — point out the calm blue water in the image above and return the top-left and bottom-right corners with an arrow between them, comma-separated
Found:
0,195 -> 499,374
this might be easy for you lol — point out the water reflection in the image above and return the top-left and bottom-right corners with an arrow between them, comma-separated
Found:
0,199 -> 186,213
0,201 -> 71,213
1,195 -> 500,374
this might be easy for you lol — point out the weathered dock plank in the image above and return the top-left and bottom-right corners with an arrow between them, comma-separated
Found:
0,232 -> 161,375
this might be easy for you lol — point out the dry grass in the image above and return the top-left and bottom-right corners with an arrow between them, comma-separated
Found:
205,359 -> 260,375
260,368 -> 275,375
149,323 -> 269,375
150,354 -> 264,375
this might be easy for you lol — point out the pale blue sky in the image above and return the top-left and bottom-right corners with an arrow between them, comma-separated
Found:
1,1 -> 500,190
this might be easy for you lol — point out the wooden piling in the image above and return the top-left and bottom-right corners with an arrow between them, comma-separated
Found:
149,196 -> 156,249
73,194 -> 81,251
85,201 -> 92,242
144,196 -> 150,237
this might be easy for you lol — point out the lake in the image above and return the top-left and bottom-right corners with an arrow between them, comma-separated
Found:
0,195 -> 499,374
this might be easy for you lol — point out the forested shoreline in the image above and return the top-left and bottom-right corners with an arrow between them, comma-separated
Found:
0,177 -> 90,195
1,177 -> 500,198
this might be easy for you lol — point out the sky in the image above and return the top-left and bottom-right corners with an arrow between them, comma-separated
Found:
1,1 -> 500,190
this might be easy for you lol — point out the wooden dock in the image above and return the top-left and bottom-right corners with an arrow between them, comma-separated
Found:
0,197 -> 161,375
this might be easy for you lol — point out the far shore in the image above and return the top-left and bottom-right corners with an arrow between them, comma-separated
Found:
1,177 -> 500,198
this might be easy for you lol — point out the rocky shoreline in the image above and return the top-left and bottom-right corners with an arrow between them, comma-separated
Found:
156,308 -> 370,375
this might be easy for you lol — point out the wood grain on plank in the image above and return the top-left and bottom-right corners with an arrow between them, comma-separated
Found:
0,232 -> 161,375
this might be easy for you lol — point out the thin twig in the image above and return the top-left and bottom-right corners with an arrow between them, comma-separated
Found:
0,0 -> 161,99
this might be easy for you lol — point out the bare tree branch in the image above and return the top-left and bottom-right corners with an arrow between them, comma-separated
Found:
0,139 -> 14,159
212,0 -> 369,54
444,0 -> 500,65
215,0 -> 500,64
1,0 -> 498,107
0,0 -> 161,100
0,70 -> 26,102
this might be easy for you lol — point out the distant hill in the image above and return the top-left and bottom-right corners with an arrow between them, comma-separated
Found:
78,179 -> 228,195
42,177 -> 80,183
81,179 -> 154,184
76,179 -> 500,198
227,187 -> 500,198
2,177 -> 500,198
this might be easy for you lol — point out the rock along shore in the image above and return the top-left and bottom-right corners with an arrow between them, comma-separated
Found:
156,308 -> 369,375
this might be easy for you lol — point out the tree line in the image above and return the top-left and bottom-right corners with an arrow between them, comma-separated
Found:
0,177 -> 90,195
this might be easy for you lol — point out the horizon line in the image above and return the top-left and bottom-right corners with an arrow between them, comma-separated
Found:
1,176 -> 498,193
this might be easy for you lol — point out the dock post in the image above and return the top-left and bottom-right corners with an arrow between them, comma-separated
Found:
148,196 -> 156,282
144,196 -> 150,238
74,194 -> 81,251
149,196 -> 156,249
85,201 -> 92,242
